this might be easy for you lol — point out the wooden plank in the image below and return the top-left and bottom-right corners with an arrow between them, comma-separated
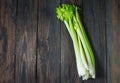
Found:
15,0 -> 37,83
82,0 -> 106,83
60,0 -> 82,83
105,0 -> 113,83
111,0 -> 120,82
0,0 -> 17,83
37,0 -> 61,83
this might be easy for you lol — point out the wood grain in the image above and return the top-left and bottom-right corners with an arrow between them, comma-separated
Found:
37,0 -> 61,83
111,0 -> 120,83
0,0 -> 16,83
15,0 -> 37,83
106,0 -> 113,83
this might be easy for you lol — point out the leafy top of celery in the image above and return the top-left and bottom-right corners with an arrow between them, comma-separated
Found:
56,4 -> 77,22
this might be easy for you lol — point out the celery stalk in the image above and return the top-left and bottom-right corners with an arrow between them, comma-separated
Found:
56,4 -> 95,80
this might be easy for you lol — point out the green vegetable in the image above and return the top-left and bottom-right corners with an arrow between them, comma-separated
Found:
56,4 -> 95,80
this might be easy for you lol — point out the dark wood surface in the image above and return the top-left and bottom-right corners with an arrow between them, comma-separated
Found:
0,0 -> 119,83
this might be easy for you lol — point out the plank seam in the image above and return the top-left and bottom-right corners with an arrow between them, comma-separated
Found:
36,0 -> 39,83
14,0 -> 18,82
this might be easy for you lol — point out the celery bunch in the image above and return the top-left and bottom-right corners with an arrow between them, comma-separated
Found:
56,4 -> 95,80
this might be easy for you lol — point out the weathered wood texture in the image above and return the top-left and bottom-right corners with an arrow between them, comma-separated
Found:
0,0 -> 120,83
15,0 -> 37,83
37,0 -> 61,83
0,0 -> 16,83
106,0 -> 113,83
111,0 -> 120,83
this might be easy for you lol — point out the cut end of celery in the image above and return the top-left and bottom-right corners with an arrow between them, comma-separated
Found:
82,74 -> 95,80
78,63 -> 96,80
80,72 -> 95,80
77,64 -> 95,80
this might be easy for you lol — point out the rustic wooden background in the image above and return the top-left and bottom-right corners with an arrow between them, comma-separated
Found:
0,0 -> 119,83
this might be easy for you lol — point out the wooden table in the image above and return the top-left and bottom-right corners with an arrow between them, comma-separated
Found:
0,0 -> 119,83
